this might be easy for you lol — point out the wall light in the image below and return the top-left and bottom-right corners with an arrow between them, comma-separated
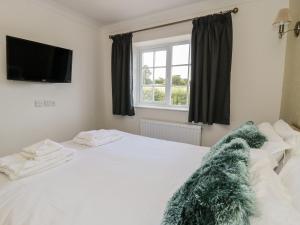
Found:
273,8 -> 300,39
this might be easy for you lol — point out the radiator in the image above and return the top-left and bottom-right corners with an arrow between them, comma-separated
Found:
140,119 -> 202,145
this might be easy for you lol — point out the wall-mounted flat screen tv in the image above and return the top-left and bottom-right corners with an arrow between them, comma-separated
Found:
6,36 -> 73,83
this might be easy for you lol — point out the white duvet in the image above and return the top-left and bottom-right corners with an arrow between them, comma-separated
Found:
0,131 -> 208,225
1,130 -> 298,225
250,156 -> 300,225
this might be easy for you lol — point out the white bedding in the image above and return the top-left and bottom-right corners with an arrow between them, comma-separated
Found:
0,131 -> 208,225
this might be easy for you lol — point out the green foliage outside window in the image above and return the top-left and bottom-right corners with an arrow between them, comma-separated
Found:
155,77 -> 165,85
142,67 -> 189,105
172,87 -> 188,105
154,88 -> 165,102
143,65 -> 153,84
143,87 -> 153,101
172,75 -> 188,86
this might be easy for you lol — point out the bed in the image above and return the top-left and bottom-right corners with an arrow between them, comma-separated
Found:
0,131 -> 209,225
2,121 -> 300,225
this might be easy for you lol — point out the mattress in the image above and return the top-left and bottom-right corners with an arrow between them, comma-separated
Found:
0,131 -> 208,225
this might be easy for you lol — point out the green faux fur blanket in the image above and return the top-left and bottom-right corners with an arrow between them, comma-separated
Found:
162,122 -> 267,225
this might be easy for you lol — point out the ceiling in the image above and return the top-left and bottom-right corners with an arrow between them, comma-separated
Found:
51,0 -> 201,25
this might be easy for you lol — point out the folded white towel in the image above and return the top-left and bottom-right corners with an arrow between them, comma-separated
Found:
22,139 -> 63,157
0,148 -> 75,180
75,130 -> 99,142
20,149 -> 68,161
73,130 -> 122,147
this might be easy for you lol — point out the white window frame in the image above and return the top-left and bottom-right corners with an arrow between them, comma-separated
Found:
134,40 -> 191,110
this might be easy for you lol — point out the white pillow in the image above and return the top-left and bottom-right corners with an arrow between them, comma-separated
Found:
261,142 -> 290,163
258,122 -> 284,141
250,149 -> 278,170
258,122 -> 291,163
280,154 -> 300,212
273,120 -> 300,155
273,120 -> 298,139
250,159 -> 300,225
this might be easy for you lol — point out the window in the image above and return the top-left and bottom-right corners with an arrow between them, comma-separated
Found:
135,41 -> 191,109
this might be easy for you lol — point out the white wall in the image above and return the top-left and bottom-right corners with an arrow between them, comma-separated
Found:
0,0 -> 102,156
99,0 -> 289,146
281,0 -> 300,125
0,0 -> 290,154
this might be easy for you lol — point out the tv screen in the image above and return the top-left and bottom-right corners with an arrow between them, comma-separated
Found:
6,36 -> 73,83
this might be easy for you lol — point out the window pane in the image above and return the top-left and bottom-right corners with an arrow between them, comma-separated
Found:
172,44 -> 189,65
142,87 -> 153,102
172,66 -> 189,86
155,51 -> 167,67
142,68 -> 153,85
142,52 -> 153,67
154,68 -> 166,85
171,86 -> 188,105
154,87 -> 165,102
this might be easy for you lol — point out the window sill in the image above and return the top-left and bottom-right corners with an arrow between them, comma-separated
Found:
134,104 -> 188,112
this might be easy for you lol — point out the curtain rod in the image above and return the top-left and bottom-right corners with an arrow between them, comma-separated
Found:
109,7 -> 238,39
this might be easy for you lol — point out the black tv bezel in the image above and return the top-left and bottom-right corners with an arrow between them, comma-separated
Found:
6,35 -> 73,83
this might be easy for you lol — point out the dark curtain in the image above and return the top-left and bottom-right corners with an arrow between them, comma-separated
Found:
188,13 -> 233,125
111,33 -> 135,116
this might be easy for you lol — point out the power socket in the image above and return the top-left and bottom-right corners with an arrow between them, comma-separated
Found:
34,100 -> 56,107
34,100 -> 43,108
44,100 -> 56,107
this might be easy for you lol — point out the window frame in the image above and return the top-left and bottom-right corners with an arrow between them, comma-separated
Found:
135,40 -> 191,110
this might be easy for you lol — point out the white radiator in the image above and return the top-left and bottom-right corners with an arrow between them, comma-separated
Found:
140,119 -> 202,145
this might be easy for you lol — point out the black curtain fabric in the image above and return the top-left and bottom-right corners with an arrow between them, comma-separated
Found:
188,13 -> 233,125
111,33 -> 135,116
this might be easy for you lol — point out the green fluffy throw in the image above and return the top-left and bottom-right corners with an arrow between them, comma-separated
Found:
215,121 -> 267,149
203,121 -> 267,163
162,138 -> 258,225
